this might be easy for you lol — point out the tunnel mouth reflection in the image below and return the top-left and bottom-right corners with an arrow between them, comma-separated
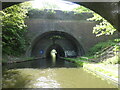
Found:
46,44 -> 65,59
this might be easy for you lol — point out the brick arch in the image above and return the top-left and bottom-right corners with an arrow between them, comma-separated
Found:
29,31 -> 85,58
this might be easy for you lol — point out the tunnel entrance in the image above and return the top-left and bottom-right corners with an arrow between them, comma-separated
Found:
31,31 -> 84,58
46,44 -> 65,59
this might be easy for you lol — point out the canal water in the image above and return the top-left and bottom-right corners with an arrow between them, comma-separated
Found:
2,58 -> 117,88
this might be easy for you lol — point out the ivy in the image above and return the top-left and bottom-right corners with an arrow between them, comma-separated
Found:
1,2 -> 31,56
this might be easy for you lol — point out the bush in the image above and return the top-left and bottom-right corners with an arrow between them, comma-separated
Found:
64,58 -> 84,66
86,39 -> 117,56
103,54 -> 120,64
1,2 -> 31,56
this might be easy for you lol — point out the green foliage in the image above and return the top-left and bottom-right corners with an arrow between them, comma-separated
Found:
1,2 -> 30,56
28,9 -> 56,18
87,13 -> 116,37
64,58 -> 84,66
114,38 -> 120,42
79,57 -> 88,61
73,6 -> 92,13
113,38 -> 120,52
86,40 -> 116,56
85,38 -> 120,64
103,55 -> 120,64
74,6 -> 116,37
113,45 -> 120,52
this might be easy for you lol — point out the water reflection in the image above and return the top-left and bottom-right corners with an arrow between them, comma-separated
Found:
3,58 -> 77,69
50,49 -> 57,66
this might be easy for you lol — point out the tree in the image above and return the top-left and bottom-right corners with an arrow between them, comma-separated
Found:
73,6 -> 92,13
1,2 -> 31,56
73,6 -> 117,37
87,13 -> 116,37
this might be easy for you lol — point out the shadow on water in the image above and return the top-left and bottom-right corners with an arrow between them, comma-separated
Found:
3,58 -> 78,69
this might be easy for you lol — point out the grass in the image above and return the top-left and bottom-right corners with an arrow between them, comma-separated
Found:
81,38 -> 120,63
64,57 -> 88,67
85,39 -> 119,57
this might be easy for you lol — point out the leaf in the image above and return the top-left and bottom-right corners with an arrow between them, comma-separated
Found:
2,2 -> 30,56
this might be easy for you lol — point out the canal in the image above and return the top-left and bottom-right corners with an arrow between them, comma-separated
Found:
2,58 -> 117,88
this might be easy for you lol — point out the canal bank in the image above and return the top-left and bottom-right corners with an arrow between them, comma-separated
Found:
83,63 -> 119,86
64,57 -> 119,88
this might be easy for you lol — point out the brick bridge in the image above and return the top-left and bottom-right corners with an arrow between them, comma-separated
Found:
25,10 -> 117,58
1,1 -> 119,58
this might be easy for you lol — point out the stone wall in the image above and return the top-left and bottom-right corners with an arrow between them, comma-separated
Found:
25,10 -> 118,57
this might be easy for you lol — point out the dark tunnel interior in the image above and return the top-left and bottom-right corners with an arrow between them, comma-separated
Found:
46,44 -> 65,59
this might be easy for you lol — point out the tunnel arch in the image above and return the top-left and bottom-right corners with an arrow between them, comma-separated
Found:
46,44 -> 65,59
30,31 -> 85,58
